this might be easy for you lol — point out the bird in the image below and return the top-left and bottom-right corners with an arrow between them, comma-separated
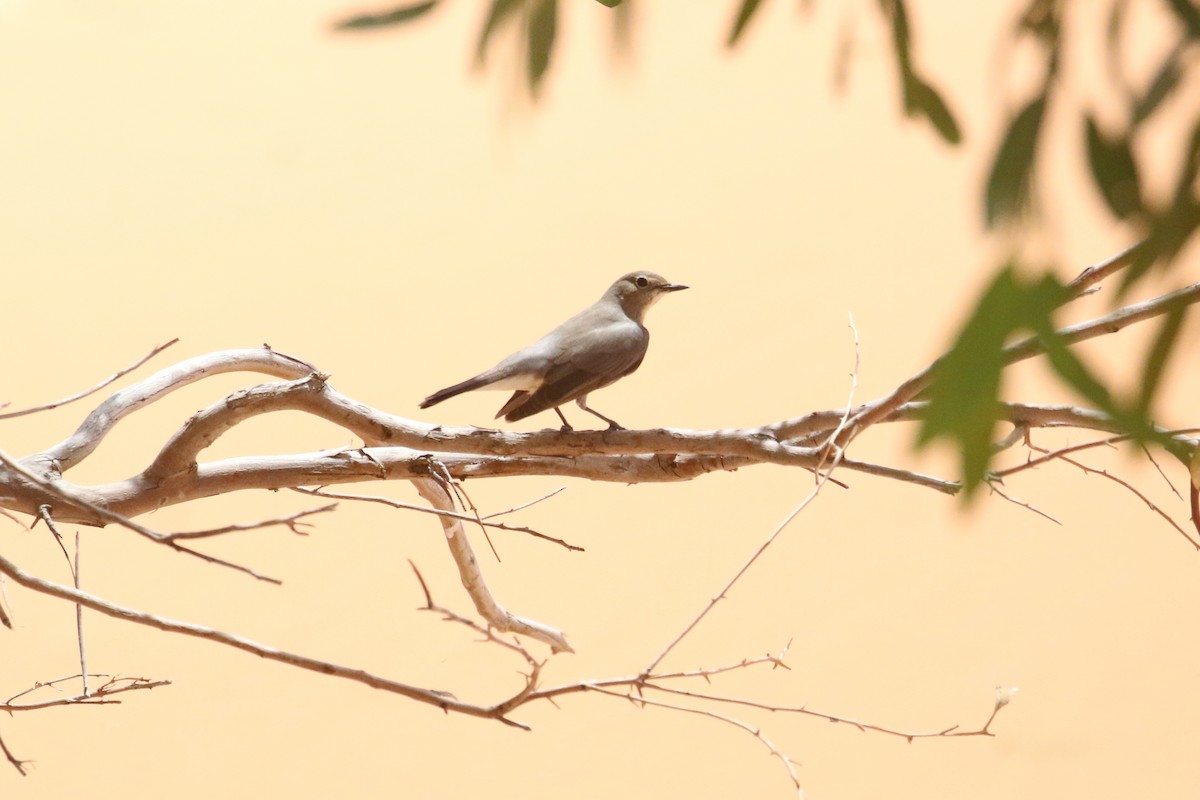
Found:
420,271 -> 688,431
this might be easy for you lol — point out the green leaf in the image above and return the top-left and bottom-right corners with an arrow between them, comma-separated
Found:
1017,0 -> 1062,43
594,0 -> 624,6
474,0 -> 524,66
1174,119 -> 1200,206
904,74 -> 963,145
1115,121 -> 1200,290
879,0 -> 959,145
1084,115 -> 1142,220
921,257 -> 1189,496
1123,196 -> 1200,290
1132,53 -> 1182,125
727,0 -> 766,46
1105,0 -> 1128,68
880,0 -> 911,66
1033,325 -> 1118,414
1137,302 -> 1187,415
984,95 -> 1047,227
527,0 -> 558,94
1163,0 -> 1200,38
1031,318 -> 1168,450
917,265 -> 1065,497
335,0 -> 438,30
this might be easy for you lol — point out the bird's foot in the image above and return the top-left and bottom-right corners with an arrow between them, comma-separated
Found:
559,423 -> 575,433
605,421 -> 625,432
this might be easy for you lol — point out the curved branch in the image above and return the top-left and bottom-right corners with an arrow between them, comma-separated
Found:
35,347 -> 316,472
412,476 -> 573,653
0,339 -> 178,421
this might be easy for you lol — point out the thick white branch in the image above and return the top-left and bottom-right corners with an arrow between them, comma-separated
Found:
412,477 -> 573,653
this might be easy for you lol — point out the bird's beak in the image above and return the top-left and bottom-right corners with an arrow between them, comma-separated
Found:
663,283 -> 688,292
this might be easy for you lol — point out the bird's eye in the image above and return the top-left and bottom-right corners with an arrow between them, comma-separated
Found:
635,276 -> 649,288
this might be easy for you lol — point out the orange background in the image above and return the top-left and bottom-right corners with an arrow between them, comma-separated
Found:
3,2 -> 1199,798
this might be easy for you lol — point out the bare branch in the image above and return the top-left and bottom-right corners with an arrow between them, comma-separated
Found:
411,474 -> 573,654
37,505 -> 74,577
482,486 -> 567,518
987,483 -> 1062,525
0,729 -> 27,776
3,675 -> 170,712
0,550 -> 523,719
644,426 -> 848,675
0,451 -> 282,582
1141,444 -> 1183,500
0,339 -> 179,421
75,532 -> 88,697
293,487 -> 582,552
644,683 -> 1006,741
1064,239 -> 1147,295
583,685 -> 804,794
0,580 -> 10,630
160,504 -> 336,542
36,346 -> 316,472
408,560 -> 539,669
1053,454 -> 1197,549
1003,280 -> 1200,366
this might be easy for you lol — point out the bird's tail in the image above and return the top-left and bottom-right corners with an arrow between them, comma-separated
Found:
419,375 -> 494,409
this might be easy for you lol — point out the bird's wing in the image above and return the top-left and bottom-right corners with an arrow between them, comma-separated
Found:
502,323 -> 648,422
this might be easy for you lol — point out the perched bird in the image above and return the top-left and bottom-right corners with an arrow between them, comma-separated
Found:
420,271 -> 688,431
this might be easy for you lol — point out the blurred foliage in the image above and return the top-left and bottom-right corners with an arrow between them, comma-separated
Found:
333,0 -> 1200,492
920,258 -> 1188,497
335,0 -> 437,30
916,267 -> 1064,494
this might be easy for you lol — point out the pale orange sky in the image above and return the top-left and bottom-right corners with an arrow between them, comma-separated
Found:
3,2 -> 1199,798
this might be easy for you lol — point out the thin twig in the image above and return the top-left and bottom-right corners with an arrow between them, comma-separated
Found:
1011,436 -> 1198,548
409,560 -> 538,667
438,469 -> 502,562
0,729 -> 27,776
584,685 -> 803,794
292,487 -> 582,552
988,483 -> 1062,525
0,577 -> 10,630
1056,453 -> 1198,549
992,431 -> 1177,479
643,318 -> 863,673
645,684 -> 1004,741
160,504 -> 336,541
37,505 -> 74,579
0,339 -> 179,421
3,675 -> 170,711
644,476 -> 832,675
1141,444 -> 1182,500
75,532 -> 88,696
482,486 -> 567,519
411,474 -> 574,653
0,550 -> 526,718
816,311 -> 862,475
1,452 -> 280,583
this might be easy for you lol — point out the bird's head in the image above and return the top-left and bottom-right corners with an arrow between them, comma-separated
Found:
608,271 -> 688,322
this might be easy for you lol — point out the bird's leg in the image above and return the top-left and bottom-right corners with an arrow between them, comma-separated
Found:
576,397 -> 624,431
553,407 -> 574,432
